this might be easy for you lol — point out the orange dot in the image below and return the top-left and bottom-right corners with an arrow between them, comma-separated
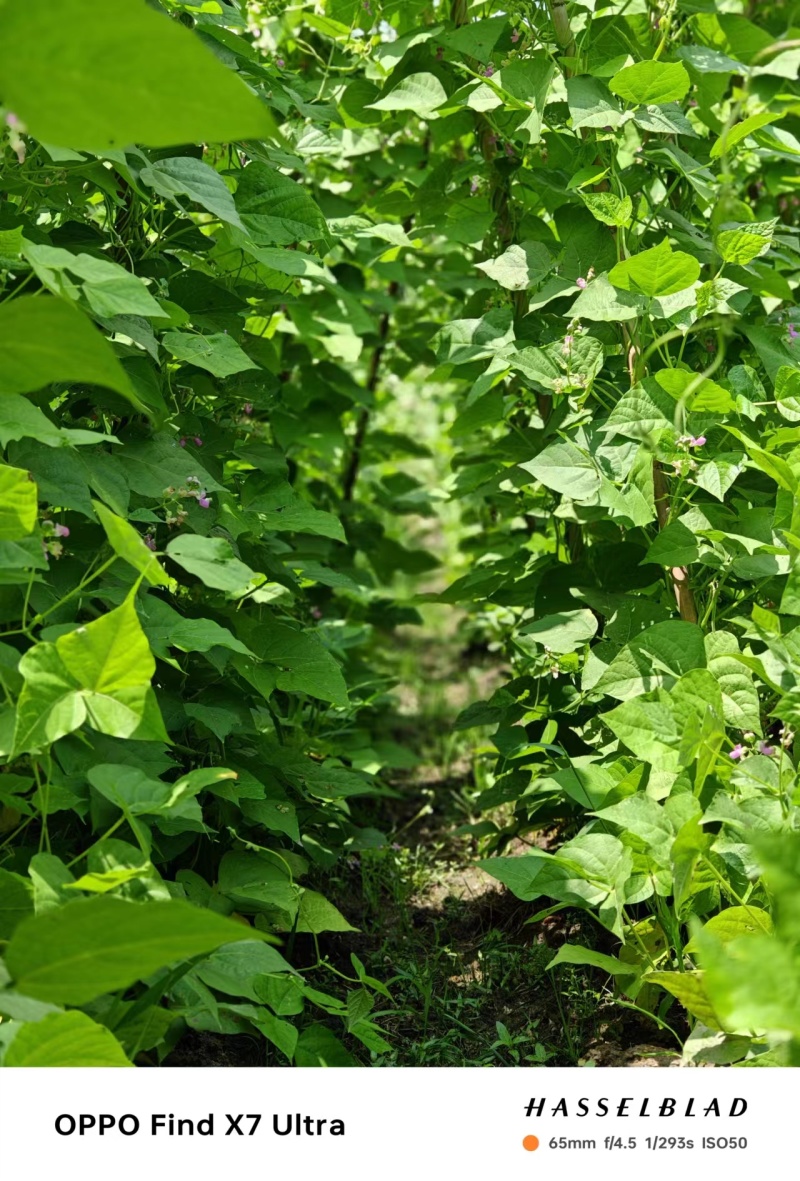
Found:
522,1135 -> 540,1152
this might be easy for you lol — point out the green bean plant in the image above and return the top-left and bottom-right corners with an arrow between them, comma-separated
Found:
431,0 -> 800,1065
1,0 -> 800,1069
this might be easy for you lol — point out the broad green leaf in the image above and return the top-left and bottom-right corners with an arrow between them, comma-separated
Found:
672,668 -> 725,759
476,242 -> 552,290
295,890 -> 357,934
594,794 -> 675,865
23,242 -> 164,320
581,192 -> 632,228
775,366 -> 800,423
711,112 -> 778,159
671,816 -> 710,909
218,851 -> 299,919
240,797 -> 301,845
566,76 -> 625,131
478,851 -> 598,904
254,620 -> 348,708
0,0 -> 274,150
644,520 -> 700,567
138,597 -> 252,659
247,482 -> 345,541
686,907 -> 772,954
605,698 -> 682,771
237,241 -> 335,283
0,296 -> 143,408
781,556 -> 800,616
716,220 -> 776,266
753,47 -> 800,79
520,440 -> 601,500
257,975 -> 305,1015
68,867 -> 151,894
722,424 -> 798,493
547,945 -> 632,976
0,394 -> 118,449
27,854 -> 77,914
139,157 -> 245,230
677,45 -> 745,74
0,396 -> 62,449
88,764 -> 185,818
194,940 -> 296,1002
596,621 -> 706,701
654,368 -> 734,413
162,332 -> 259,378
0,867 -> 34,939
504,347 -> 559,390
4,1010 -> 133,1067
368,73 -> 448,115
518,609 -> 598,654
609,240 -> 700,298
438,15 -> 507,63
120,433 -> 223,498
92,500 -> 171,587
740,328 -> 794,385
0,466 -> 37,540
5,895 -> 273,1004
634,103 -> 696,137
435,308 -> 514,365
481,836 -> 630,927
705,631 -> 762,732
12,593 -> 163,755
247,1008 -> 298,1062
165,535 -> 261,595
601,378 -> 674,438
646,970 -> 721,1027
0,225 -> 23,268
294,1023 -> 356,1067
569,274 -> 644,322
694,454 -> 744,501
610,60 -> 690,106
235,163 -> 328,246
0,992 -> 61,1023
700,934 -> 800,1037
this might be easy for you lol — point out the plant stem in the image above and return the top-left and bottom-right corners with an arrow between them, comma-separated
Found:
653,462 -> 698,623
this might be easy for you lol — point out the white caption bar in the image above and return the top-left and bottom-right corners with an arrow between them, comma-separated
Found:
1,1066 -> 795,1180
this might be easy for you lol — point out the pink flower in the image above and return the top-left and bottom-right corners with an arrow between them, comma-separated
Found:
144,535 -> 157,552
243,403 -> 253,415
758,741 -> 777,756
54,523 -> 70,538
788,324 -> 799,341
688,436 -> 706,448
186,475 -> 201,486
198,495 -> 211,509
470,178 -> 479,194
729,744 -> 746,760
564,335 -> 574,346
179,436 -> 187,447
484,65 -> 494,77
576,277 -> 587,289
6,112 -> 19,128
511,29 -> 520,42
276,57 -> 285,68
193,436 -> 203,447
